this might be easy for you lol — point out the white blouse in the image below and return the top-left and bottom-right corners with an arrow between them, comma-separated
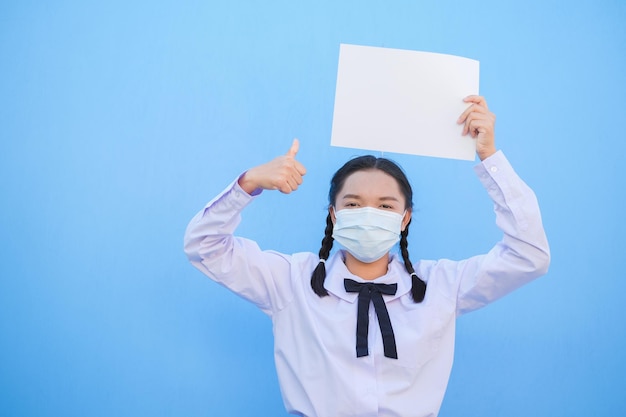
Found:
184,151 -> 550,417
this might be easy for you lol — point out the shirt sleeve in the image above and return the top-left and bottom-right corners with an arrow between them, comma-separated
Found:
183,177 -> 294,316
417,151 -> 551,316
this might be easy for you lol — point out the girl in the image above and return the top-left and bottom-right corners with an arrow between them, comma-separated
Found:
184,96 -> 550,417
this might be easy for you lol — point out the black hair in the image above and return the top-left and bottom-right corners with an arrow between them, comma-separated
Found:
310,155 -> 427,302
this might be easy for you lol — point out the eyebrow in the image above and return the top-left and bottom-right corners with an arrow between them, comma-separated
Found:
340,194 -> 400,202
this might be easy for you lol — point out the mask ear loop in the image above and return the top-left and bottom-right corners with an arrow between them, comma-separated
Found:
400,209 -> 410,231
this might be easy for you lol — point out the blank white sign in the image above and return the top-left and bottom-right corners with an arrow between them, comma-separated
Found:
330,44 -> 480,161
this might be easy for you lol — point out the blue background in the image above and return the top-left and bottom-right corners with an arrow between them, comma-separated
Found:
1,1 -> 624,416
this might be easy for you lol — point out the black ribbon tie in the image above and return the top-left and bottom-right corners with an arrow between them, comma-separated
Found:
344,278 -> 398,359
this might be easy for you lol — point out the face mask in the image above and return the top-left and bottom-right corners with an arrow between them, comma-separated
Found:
332,207 -> 405,263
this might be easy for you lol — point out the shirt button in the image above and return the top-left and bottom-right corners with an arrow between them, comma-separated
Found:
490,166 -> 498,173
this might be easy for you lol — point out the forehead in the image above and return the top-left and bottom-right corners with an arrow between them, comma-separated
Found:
337,169 -> 404,200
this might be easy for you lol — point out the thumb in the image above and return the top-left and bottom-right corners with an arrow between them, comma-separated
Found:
286,138 -> 299,158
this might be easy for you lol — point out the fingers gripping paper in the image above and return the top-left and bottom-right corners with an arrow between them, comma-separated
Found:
330,44 -> 480,161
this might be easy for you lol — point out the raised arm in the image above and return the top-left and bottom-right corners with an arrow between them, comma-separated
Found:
424,97 -> 551,314
183,140 -> 307,315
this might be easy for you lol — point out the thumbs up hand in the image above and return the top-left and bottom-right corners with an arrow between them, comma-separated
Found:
238,139 -> 307,194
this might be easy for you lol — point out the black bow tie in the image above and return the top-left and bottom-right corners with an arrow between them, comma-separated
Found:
344,278 -> 398,359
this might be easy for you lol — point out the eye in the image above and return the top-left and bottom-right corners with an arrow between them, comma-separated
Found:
380,204 -> 394,210
345,202 -> 359,208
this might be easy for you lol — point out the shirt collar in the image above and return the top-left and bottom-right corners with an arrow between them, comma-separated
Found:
324,250 -> 412,303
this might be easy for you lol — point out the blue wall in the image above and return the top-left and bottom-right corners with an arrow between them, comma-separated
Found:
1,1 -> 625,416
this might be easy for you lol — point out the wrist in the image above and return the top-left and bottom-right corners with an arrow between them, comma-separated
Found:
238,171 -> 261,195
477,147 -> 497,161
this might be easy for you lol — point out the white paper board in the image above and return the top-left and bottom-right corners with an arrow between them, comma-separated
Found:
330,44 -> 480,161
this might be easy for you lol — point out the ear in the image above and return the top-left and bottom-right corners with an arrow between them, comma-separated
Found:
401,209 -> 412,231
329,206 -> 336,225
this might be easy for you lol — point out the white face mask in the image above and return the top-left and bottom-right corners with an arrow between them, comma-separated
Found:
332,207 -> 405,263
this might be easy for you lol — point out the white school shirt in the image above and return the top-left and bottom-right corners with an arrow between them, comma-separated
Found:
184,151 -> 550,417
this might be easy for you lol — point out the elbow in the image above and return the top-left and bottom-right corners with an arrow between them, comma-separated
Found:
183,228 -> 205,264
535,248 -> 551,277
528,241 -> 551,278
183,231 -> 229,265
506,240 -> 551,280
183,240 -> 200,263
536,232 -> 551,276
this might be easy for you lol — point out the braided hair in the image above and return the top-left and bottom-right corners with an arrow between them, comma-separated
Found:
310,155 -> 427,302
